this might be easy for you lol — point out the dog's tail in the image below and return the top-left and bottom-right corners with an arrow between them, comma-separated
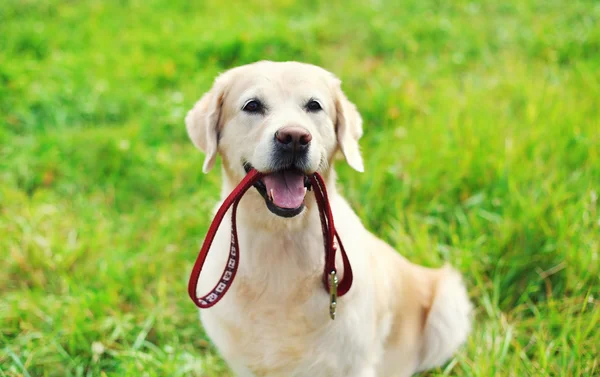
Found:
416,266 -> 473,372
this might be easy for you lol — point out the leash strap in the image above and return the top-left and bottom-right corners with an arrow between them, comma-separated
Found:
309,173 -> 353,297
187,169 -> 262,308
187,169 -> 353,315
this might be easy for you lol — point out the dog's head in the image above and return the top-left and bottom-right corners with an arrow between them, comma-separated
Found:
185,61 -> 363,218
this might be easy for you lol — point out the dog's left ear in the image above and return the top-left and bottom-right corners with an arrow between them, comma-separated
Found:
333,80 -> 364,172
185,74 -> 230,173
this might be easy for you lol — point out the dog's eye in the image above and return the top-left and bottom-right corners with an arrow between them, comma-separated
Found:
306,100 -> 322,112
242,99 -> 263,113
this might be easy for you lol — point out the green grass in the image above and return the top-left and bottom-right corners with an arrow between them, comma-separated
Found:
1,0 -> 599,376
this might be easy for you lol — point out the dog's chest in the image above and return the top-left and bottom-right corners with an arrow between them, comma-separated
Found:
201,287 -> 374,377
196,226 -> 375,377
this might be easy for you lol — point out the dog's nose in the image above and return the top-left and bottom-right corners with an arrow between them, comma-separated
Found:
275,126 -> 312,152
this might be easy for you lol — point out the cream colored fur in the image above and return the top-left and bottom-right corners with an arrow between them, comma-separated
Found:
185,61 -> 473,377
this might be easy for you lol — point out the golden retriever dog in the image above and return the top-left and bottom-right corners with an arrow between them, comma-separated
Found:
185,61 -> 472,377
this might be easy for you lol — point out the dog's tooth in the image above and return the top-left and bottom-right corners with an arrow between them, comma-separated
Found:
303,187 -> 307,195
269,189 -> 275,202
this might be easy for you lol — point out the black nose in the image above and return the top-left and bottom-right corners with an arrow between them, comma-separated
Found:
274,126 -> 312,153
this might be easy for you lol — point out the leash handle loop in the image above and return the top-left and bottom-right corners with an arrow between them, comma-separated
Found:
187,169 -> 353,313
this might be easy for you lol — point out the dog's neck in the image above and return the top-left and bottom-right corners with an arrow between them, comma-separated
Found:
219,168 -> 340,285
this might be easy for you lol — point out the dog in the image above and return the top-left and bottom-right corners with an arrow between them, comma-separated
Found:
185,61 -> 473,377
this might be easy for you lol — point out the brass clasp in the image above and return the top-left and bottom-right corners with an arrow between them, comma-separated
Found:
328,270 -> 338,320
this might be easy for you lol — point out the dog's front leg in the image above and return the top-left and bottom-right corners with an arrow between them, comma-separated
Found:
349,367 -> 377,377
225,361 -> 256,377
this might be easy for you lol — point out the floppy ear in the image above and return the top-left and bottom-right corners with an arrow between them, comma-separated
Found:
185,76 -> 228,173
334,82 -> 364,172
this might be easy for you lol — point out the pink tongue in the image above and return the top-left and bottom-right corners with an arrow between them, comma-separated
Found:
263,170 -> 306,209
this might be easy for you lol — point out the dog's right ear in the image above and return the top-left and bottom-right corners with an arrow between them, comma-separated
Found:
185,75 -> 229,174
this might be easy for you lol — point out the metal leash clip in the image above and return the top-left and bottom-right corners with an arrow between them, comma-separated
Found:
328,270 -> 338,320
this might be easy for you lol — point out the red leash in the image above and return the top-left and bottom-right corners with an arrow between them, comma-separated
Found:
187,169 -> 353,319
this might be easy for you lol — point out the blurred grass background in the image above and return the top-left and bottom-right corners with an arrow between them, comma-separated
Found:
1,0 -> 599,376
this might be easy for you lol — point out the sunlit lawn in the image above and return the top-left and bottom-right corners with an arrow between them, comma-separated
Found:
1,0 -> 598,376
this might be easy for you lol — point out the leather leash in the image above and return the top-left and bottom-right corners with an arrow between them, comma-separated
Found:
187,168 -> 353,319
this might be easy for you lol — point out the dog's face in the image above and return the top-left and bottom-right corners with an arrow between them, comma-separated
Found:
186,61 -> 363,218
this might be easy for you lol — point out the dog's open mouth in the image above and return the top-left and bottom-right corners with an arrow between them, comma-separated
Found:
244,163 -> 312,218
